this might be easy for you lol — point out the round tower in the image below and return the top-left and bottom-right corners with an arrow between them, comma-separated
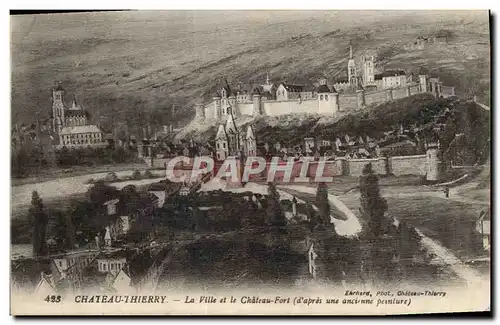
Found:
252,88 -> 262,117
212,96 -> 221,120
317,78 -> 338,114
356,88 -> 366,108
419,74 -> 428,93
425,141 -> 441,182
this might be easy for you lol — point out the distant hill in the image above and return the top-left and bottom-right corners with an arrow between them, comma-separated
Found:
11,11 -> 490,137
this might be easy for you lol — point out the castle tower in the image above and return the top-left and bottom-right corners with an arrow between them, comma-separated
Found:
317,78 -> 338,114
348,42 -> 357,88
52,85 -> 65,138
419,74 -> 428,93
361,55 -> 375,86
195,102 -> 205,120
212,96 -> 221,120
252,88 -> 262,117
425,141 -> 441,181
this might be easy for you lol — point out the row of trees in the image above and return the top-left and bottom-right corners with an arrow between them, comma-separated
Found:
12,145 -> 138,178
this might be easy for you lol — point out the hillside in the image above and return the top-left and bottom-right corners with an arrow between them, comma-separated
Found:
11,11 -> 490,136
180,94 -> 490,164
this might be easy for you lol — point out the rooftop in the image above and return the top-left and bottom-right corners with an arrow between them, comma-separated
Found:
60,125 -> 102,135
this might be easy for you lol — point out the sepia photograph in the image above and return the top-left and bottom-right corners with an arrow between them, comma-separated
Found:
9,9 -> 491,315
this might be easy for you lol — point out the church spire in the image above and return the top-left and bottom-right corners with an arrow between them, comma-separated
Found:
349,41 -> 353,59
266,71 -> 270,85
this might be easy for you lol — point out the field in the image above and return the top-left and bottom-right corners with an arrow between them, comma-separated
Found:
11,11 -> 490,135
386,196 -> 488,261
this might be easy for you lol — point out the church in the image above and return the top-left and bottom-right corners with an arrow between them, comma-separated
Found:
51,85 -> 105,148
215,111 -> 257,161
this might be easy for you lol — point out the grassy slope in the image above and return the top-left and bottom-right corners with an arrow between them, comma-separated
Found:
11,11 -> 490,135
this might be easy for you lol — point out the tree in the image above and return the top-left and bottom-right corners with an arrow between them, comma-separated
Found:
315,182 -> 331,226
86,181 -> 119,207
266,182 -> 286,227
359,163 -> 388,237
132,170 -> 142,180
29,191 -> 48,257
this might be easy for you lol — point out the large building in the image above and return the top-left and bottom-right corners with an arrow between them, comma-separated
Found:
215,112 -> 257,160
194,42 -> 417,122
51,85 -> 106,149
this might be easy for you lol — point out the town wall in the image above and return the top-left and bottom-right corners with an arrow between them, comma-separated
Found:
364,90 -> 386,106
388,155 -> 427,176
392,87 -> 408,100
338,95 -> 357,111
146,154 -> 429,181
347,158 -> 387,176
237,102 -> 254,116
262,98 -> 318,116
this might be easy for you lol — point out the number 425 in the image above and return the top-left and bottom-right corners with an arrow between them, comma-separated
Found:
44,295 -> 61,303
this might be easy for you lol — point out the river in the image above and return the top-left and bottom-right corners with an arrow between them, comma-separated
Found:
11,169 -> 166,214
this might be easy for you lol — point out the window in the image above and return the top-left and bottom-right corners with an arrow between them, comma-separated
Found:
320,95 -> 323,100
227,107 -> 231,114
223,143 -> 226,149
325,95 -> 329,100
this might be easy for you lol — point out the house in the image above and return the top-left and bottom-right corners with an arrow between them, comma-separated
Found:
276,83 -> 305,101
476,208 -> 491,251
34,272 -> 58,296
96,251 -> 128,276
103,199 -> 120,216
111,267 -> 133,293
375,70 -> 410,89
304,137 -> 315,154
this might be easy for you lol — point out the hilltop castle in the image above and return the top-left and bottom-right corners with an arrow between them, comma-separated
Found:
194,43 -> 419,122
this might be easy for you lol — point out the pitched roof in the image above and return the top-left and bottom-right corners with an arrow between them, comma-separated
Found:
64,109 -> 89,118
316,84 -> 332,93
281,83 -> 304,93
60,125 -> 102,135
375,70 -> 407,79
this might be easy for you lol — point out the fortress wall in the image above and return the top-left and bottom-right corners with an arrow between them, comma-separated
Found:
365,90 -> 386,106
263,99 -> 317,116
307,160 -> 344,178
237,103 -> 254,116
338,95 -> 357,111
410,84 -> 421,94
347,158 -> 387,176
388,155 -> 427,176
392,87 -> 408,100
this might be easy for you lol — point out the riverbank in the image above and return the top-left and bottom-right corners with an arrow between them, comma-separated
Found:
11,163 -> 148,187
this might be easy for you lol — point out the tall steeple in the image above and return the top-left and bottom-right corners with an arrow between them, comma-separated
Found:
266,71 -> 270,85
348,41 -> 357,88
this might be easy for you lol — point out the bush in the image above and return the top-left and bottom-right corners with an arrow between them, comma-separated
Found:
132,170 -> 142,180
104,172 -> 118,182
144,170 -> 153,179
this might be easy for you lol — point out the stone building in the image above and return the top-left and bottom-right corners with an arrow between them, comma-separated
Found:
51,85 -> 105,148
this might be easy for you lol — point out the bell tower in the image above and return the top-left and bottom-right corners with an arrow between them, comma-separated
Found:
52,85 -> 65,138
348,42 -> 357,88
